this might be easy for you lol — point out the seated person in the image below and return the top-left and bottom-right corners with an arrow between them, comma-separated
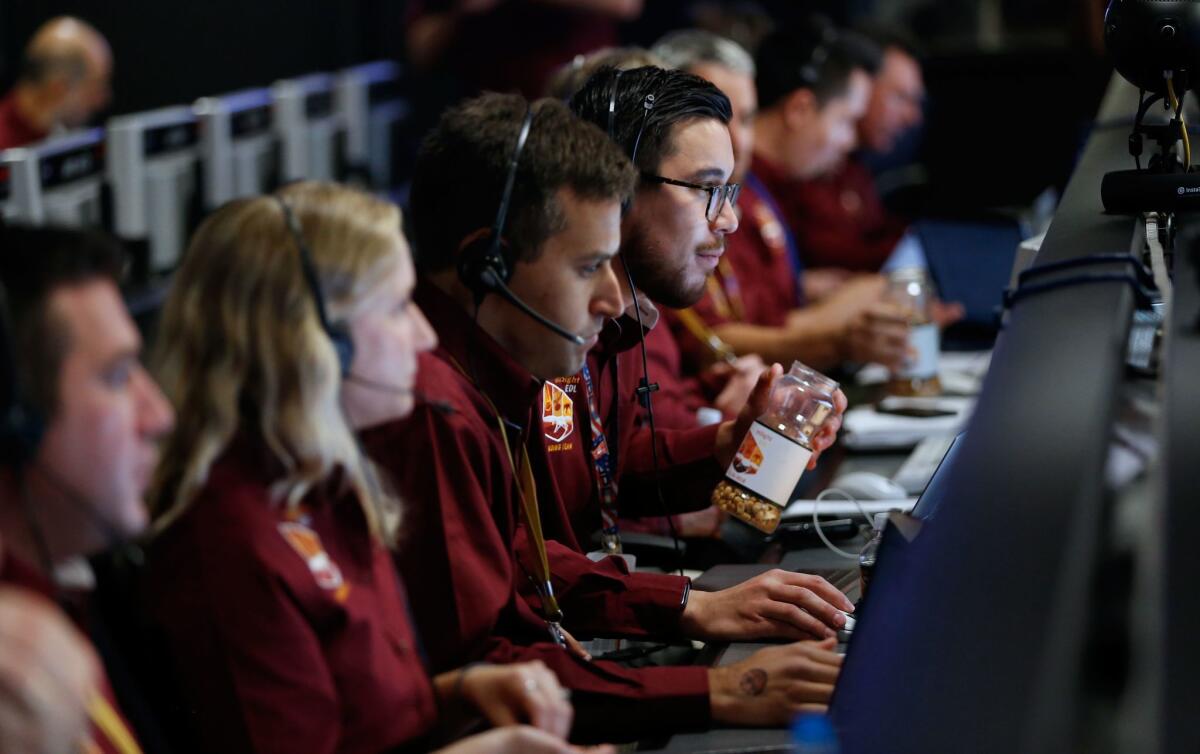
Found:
145,182 -> 595,754
0,223 -> 174,752
0,16 -> 112,149
752,19 -> 885,287
547,46 -> 767,433
851,24 -> 927,193
783,24 -> 928,275
648,27 -> 912,373
365,93 -> 849,743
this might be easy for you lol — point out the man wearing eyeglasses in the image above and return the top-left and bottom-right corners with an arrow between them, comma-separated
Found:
525,65 -> 850,605
648,28 -> 919,376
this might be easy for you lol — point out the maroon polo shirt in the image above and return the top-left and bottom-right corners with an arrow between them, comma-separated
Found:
146,435 -> 438,754
753,152 -> 907,272
0,90 -> 48,150
362,279 -> 710,741
543,295 -> 725,548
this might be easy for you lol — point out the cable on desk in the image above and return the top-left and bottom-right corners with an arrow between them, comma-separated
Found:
810,488 -> 874,561
1004,272 -> 1156,311
1015,252 -> 1154,290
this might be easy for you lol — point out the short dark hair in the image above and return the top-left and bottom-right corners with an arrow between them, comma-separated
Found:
409,93 -> 637,274
0,224 -> 125,417
569,65 -> 732,174
852,21 -> 924,62
756,17 -> 877,109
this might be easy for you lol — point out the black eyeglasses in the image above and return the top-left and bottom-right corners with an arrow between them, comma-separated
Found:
641,174 -> 741,222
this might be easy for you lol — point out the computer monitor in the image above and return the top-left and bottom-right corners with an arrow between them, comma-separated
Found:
336,61 -> 408,191
194,87 -> 279,210
917,218 -> 1023,326
1148,223 -> 1200,754
2,128 -> 106,227
272,72 -> 344,183
908,433 -> 965,521
830,373 -> 1115,753
107,106 -> 201,274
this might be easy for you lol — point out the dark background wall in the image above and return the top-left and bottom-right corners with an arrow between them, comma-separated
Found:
0,1 -> 407,116
0,1 -> 1109,211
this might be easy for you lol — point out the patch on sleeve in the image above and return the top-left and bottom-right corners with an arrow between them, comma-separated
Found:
542,380 -> 575,443
278,522 -> 350,601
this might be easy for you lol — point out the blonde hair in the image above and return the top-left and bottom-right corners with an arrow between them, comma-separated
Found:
149,181 -> 404,543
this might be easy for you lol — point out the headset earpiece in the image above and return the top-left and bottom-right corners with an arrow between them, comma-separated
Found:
456,228 -> 510,295
275,197 -> 356,376
324,322 -> 355,378
457,104 -> 534,299
0,279 -> 44,468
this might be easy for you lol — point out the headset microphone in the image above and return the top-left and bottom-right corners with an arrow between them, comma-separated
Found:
478,268 -> 587,346
457,103 -> 588,347
277,198 -> 458,420
344,373 -> 456,415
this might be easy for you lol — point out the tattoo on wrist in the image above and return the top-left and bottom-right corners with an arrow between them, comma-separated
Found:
739,668 -> 768,696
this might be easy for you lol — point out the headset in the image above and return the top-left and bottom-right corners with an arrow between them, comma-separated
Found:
798,27 -> 838,87
0,246 -> 141,577
604,69 -> 685,573
275,195 -> 454,413
276,196 -> 356,376
607,69 -> 656,178
457,104 -> 533,297
0,279 -> 44,467
454,104 -> 586,346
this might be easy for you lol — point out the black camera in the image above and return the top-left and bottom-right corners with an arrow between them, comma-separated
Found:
1106,0 -> 1200,94
1102,0 -> 1200,213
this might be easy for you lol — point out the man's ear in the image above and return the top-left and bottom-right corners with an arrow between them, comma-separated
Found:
781,88 -> 820,131
456,227 -> 494,255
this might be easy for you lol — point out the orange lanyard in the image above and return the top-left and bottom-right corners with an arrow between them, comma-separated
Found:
673,308 -> 738,364
445,356 -> 566,646
82,692 -> 143,754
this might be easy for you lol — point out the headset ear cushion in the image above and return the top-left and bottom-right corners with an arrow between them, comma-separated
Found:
457,233 -> 510,295
327,323 -> 356,377
0,402 -> 44,467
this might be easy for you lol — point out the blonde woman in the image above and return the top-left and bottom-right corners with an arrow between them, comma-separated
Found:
144,182 -> 604,754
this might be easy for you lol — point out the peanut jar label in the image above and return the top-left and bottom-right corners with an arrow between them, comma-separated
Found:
724,421 -> 812,506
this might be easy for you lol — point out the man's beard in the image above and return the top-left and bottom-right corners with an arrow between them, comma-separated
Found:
622,241 -> 709,309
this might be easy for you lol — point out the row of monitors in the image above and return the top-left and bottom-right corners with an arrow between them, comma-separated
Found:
0,61 -> 408,280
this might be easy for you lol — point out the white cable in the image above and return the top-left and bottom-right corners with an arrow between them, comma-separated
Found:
819,487 -> 877,526
810,488 -> 874,560
1145,213 -> 1173,308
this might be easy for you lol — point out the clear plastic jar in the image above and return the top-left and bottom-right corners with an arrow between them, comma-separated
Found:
711,362 -> 839,533
884,267 -> 942,397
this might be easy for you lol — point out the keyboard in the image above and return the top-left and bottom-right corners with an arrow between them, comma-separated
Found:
891,434 -> 956,494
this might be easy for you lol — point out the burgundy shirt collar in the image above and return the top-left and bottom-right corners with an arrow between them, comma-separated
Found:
0,91 -> 48,149
414,276 -> 543,428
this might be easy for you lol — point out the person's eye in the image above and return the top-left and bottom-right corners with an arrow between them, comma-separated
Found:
102,362 -> 133,388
